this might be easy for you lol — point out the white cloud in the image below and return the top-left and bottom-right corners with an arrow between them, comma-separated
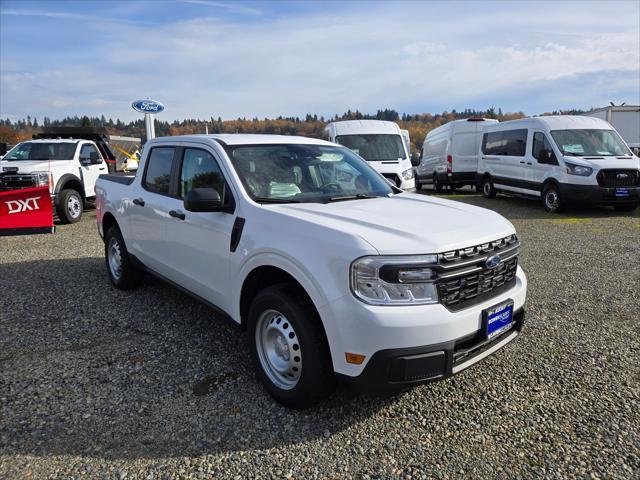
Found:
180,0 -> 261,16
1,1 -> 638,120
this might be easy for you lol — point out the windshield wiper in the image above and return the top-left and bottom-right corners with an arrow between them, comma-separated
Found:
327,194 -> 380,202
254,197 -> 300,204
562,151 -> 581,156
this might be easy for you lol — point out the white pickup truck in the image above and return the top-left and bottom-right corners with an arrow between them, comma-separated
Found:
0,138 -> 109,223
95,134 -> 527,408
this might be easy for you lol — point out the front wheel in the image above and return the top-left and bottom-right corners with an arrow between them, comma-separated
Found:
542,183 -> 563,213
57,189 -> 83,224
248,284 -> 335,409
614,203 -> 638,212
415,175 -> 422,190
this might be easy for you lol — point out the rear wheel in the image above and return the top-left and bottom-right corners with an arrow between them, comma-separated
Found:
542,183 -> 563,213
614,203 -> 638,212
415,175 -> 422,190
104,225 -> 144,289
57,189 -> 83,224
433,174 -> 444,194
248,284 -> 335,409
482,176 -> 497,198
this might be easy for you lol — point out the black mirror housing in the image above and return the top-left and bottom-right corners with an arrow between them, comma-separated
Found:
410,153 -> 420,167
184,187 -> 224,212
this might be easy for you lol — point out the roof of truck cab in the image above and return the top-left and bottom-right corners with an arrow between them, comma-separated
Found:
483,115 -> 612,132
148,134 -> 335,146
326,120 -> 401,135
20,138 -> 81,143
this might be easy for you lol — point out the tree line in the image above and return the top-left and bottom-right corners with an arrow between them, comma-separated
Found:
0,107 -> 588,154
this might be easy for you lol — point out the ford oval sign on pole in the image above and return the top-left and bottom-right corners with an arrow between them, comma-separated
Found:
131,99 -> 164,141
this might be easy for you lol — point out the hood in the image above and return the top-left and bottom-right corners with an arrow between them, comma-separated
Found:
0,160 -> 64,173
270,193 -> 515,255
562,156 -> 640,170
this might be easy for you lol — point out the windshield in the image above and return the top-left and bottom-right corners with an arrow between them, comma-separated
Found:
335,134 -> 406,161
228,144 -> 394,204
550,129 -> 631,157
3,142 -> 77,161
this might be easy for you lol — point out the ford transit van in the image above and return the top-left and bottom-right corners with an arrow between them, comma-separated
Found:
477,116 -> 640,212
325,120 -> 415,190
417,118 -> 498,192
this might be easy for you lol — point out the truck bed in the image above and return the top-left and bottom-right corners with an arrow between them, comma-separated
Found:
98,173 -> 135,186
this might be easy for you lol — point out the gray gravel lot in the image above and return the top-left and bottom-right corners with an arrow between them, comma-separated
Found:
1,191 -> 639,479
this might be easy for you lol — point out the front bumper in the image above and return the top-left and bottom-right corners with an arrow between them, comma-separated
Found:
338,308 -> 524,392
559,183 -> 640,205
319,266 -> 527,381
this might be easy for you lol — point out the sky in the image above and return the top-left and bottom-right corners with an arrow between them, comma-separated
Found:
0,0 -> 639,122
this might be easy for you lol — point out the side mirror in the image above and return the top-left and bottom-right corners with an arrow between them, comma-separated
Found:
410,152 -> 420,167
89,151 -> 101,164
184,187 -> 222,212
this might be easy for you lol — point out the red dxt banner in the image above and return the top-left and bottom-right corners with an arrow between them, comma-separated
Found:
0,186 -> 55,236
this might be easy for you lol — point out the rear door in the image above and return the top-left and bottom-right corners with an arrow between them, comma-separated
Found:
483,129 -> 529,192
162,144 -> 237,310
127,145 -> 178,276
530,131 -> 559,193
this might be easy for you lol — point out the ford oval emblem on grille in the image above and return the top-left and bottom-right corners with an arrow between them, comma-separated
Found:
484,255 -> 502,269
616,173 -> 629,179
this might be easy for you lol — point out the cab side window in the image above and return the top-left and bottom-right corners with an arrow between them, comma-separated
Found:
79,144 -> 99,162
532,133 -> 558,165
179,148 -> 230,204
143,147 -> 175,195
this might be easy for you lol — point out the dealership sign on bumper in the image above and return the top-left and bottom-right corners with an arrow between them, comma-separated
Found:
0,186 -> 55,236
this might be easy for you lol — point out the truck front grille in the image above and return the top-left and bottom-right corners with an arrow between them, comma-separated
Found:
435,235 -> 519,311
596,169 -> 640,188
0,174 -> 37,191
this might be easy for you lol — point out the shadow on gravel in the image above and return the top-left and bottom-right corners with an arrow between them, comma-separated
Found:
0,257 -> 396,460
415,187 -> 640,220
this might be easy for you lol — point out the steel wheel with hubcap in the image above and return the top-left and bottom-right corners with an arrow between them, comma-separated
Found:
58,189 -> 83,224
482,177 -> 496,198
247,284 -> 335,409
255,309 -> 302,390
107,236 -> 123,282
542,184 -> 562,213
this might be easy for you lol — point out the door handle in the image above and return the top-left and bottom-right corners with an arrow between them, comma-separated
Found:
519,161 -> 525,164
132,198 -> 145,207
169,209 -> 185,220
526,162 -> 532,165
98,167 -> 106,171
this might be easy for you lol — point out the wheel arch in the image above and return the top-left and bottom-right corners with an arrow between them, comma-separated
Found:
102,211 -> 118,239
55,174 -> 85,200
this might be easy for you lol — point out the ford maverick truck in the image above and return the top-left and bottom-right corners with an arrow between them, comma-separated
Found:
96,134 -> 527,408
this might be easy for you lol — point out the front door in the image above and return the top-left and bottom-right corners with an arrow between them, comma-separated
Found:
163,145 -> 236,310
78,143 -> 106,197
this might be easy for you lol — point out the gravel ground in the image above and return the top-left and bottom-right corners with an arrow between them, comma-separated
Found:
1,191 -> 639,479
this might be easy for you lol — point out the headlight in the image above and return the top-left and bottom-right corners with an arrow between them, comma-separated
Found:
350,255 -> 439,305
401,168 -> 414,180
565,162 -> 593,176
32,171 -> 53,189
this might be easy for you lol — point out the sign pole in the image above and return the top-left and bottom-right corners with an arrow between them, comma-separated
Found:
145,113 -> 155,140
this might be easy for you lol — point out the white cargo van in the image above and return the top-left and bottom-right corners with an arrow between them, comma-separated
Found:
325,120 -> 415,190
417,118 -> 498,192
477,116 -> 640,213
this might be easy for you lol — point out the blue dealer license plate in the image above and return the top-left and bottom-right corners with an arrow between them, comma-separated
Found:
615,188 -> 630,197
485,301 -> 514,340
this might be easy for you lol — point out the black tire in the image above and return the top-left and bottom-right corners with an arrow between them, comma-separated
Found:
415,175 -> 422,190
614,203 -> 638,212
481,176 -> 497,198
542,183 -> 563,213
433,174 -> 444,194
104,225 -> 144,290
247,284 -> 335,409
57,189 -> 83,224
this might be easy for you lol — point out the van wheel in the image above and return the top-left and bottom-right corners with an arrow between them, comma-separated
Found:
433,175 -> 444,193
614,203 -> 638,212
542,184 -> 563,213
57,189 -> 83,224
482,177 -> 496,198
248,284 -> 335,409
104,225 -> 144,289
415,176 -> 422,190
